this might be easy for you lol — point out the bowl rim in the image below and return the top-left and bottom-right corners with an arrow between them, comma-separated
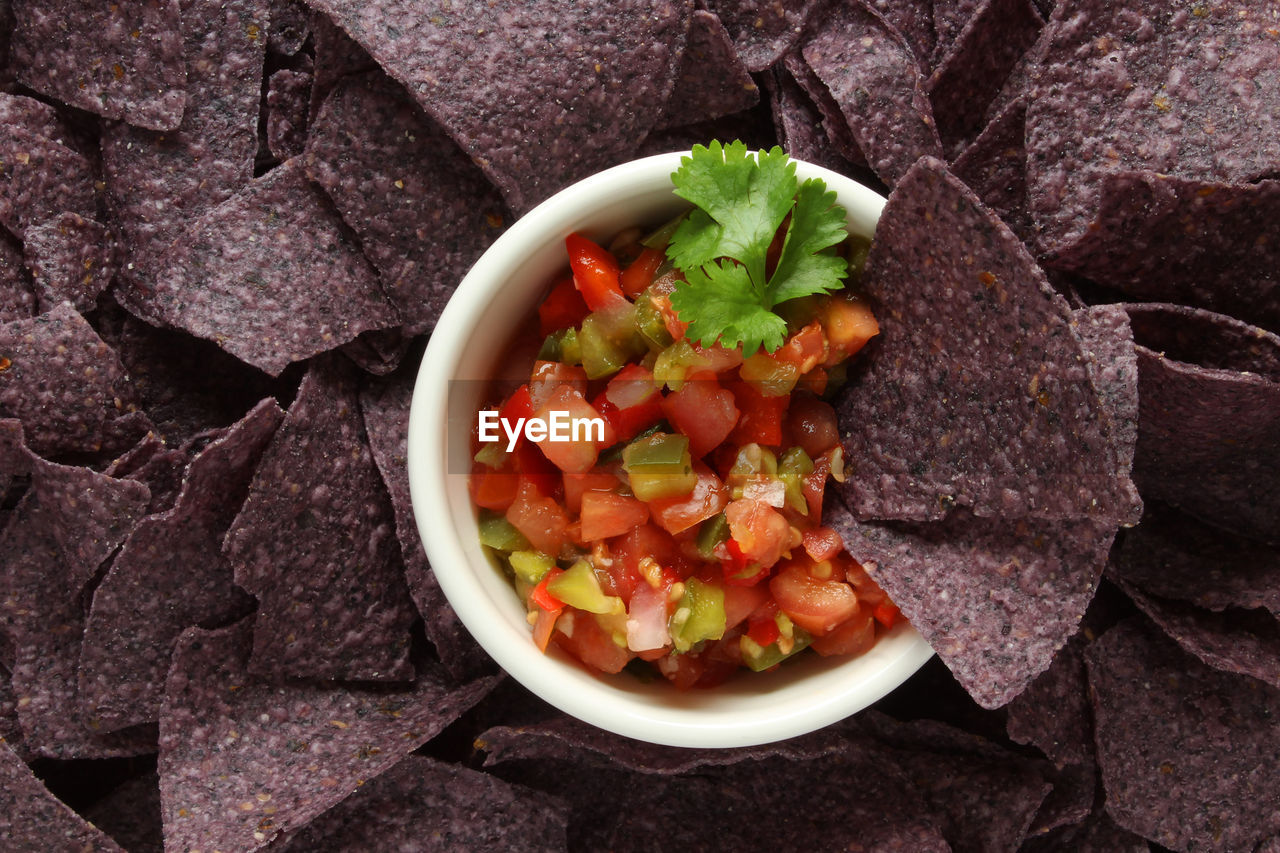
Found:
407,150 -> 934,748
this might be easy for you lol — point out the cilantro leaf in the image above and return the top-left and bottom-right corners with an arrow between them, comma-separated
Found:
669,260 -> 789,356
665,141 -> 850,354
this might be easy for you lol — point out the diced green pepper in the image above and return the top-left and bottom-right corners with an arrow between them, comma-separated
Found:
579,315 -> 629,379
635,292 -> 674,350
669,577 -> 726,653
508,550 -> 556,585
473,442 -> 508,469
546,560 -> 625,615
847,234 -> 872,281
740,351 -> 799,396
537,327 -> 582,365
652,339 -> 699,390
740,626 -> 812,671
778,447 -> 814,514
727,444 -> 779,497
696,513 -> 730,558
478,514 -> 529,552
622,432 -> 696,501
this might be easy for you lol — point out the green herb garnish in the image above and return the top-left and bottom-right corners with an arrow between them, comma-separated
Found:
665,140 -> 850,356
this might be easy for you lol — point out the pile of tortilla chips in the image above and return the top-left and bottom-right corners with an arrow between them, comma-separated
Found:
1,0 -> 1277,849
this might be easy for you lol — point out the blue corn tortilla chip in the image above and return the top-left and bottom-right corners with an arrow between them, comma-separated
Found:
801,1 -> 943,187
0,426 -> 155,757
158,620 -> 500,852
1005,634 -> 1093,767
0,302 -> 152,458
0,230 -> 36,322
224,355 -> 417,681
925,0 -> 1043,155
701,0 -> 821,71
655,10 -> 759,130
866,0 -> 936,68
782,52 -> 870,168
96,305 -> 294,447
477,714 -> 854,775
121,159 -> 398,376
1086,616 -> 1280,851
305,71 -> 506,335
9,0 -> 186,130
307,0 -> 692,213
266,69 -> 312,162
270,756 -> 569,852
21,212 -> 117,312
1050,173 -> 1280,333
765,67 -> 865,176
828,500 -> 1115,708
932,0 -> 981,62
307,11 -> 378,123
102,432 -> 190,516
0,92 -> 65,140
82,772 -> 163,853
1073,304 -> 1139,482
951,96 -> 1032,242
835,157 -> 1140,523
1117,579 -> 1280,691
0,125 -> 96,239
0,741 -> 125,851
101,0 -> 268,267
359,366 -> 491,681
1109,502 -> 1280,616
267,0 -> 310,55
1127,304 -> 1280,543
80,399 -> 282,731
856,710 -> 1054,852
1026,0 -> 1280,255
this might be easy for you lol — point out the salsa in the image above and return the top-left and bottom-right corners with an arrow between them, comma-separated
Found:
469,220 -> 903,688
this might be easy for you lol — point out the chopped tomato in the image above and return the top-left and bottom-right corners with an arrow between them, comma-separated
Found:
728,380 -> 788,447
529,360 -> 588,409
532,385 -> 614,474
810,606 -> 876,656
723,580 -> 770,630
512,439 -> 560,498
554,611 -> 634,674
873,600 -> 902,628
594,365 -> 664,441
822,292 -> 879,364
531,605 -> 561,651
499,385 -> 535,428
580,492 -> 649,540
802,526 -> 844,563
611,523 -> 685,592
774,321 -> 827,373
746,614 -> 781,647
470,465 -> 519,511
538,276 -> 589,336
769,560 -> 860,635
531,568 -> 565,611
563,471 -> 619,515
725,498 -> 792,569
786,393 -> 840,458
620,246 -> 665,297
506,478 -> 570,556
657,649 -> 705,689
648,461 -> 728,534
802,451 -> 832,521
566,233 -> 628,313
661,371 -> 739,458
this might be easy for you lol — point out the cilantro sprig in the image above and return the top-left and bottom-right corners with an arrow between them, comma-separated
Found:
666,141 -> 850,355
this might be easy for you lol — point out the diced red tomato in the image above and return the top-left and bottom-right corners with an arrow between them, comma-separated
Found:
774,321 -> 827,373
604,364 -> 660,408
718,536 -> 770,586
512,437 -> 560,498
531,605 -> 561,651
661,371 -> 738,458
657,649 -> 705,689
723,580 -> 770,630
580,492 -> 649,540
563,471 -> 619,515
797,366 -> 829,396
529,360 -> 588,409
822,293 -> 879,364
566,233 -> 628,313
802,451 -> 832,521
747,615 -> 781,647
620,246 -> 665,297
872,600 -> 901,628
728,380 -> 788,447
725,498 -> 792,569
470,465 -> 519,511
499,385 -> 535,429
810,606 -> 876,656
769,560 -> 860,636
531,568 -> 565,611
802,526 -> 844,563
648,461 -> 728,534
611,523 -> 685,594
786,393 -> 840,458
594,365 -> 664,442
506,478 -> 570,556
647,273 -> 688,340
532,385 -> 614,474
538,276 -> 589,336
844,557 -> 889,609
554,611 -> 634,674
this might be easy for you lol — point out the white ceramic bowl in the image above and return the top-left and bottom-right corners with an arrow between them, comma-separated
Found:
408,151 -> 933,748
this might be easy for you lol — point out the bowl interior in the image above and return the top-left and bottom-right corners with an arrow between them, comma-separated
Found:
408,152 -> 933,747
